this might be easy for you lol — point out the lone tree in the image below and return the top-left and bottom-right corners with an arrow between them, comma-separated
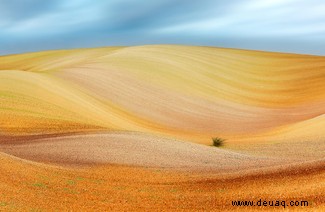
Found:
212,137 -> 225,147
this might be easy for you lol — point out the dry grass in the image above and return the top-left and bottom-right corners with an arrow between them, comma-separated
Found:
0,152 -> 324,211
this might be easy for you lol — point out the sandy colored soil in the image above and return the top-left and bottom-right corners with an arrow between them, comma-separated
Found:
0,132 -> 282,171
0,45 -> 324,210
0,151 -> 324,211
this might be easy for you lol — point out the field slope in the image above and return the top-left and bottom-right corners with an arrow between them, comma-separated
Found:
1,45 -> 324,142
0,45 -> 324,210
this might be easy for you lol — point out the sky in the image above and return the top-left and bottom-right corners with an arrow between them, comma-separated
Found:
1,0 -> 325,55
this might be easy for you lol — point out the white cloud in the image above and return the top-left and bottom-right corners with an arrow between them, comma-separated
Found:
155,0 -> 325,39
1,0 -> 325,55
1,0 -> 104,36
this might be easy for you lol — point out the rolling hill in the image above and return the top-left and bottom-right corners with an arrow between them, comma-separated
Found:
1,45 -> 324,144
0,45 -> 324,210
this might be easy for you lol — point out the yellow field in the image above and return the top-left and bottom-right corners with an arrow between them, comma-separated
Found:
0,45 -> 324,210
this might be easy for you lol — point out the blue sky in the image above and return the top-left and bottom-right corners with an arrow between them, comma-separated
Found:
1,0 -> 325,55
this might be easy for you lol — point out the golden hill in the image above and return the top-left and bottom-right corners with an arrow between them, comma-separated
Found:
1,45 -> 324,144
0,45 -> 324,211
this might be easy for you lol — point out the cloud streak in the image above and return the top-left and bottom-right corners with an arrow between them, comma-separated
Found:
1,0 -> 325,55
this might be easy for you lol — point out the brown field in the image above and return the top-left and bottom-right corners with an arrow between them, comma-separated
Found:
0,45 -> 324,211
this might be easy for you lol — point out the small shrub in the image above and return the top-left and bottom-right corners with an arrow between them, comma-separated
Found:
212,137 -> 225,147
